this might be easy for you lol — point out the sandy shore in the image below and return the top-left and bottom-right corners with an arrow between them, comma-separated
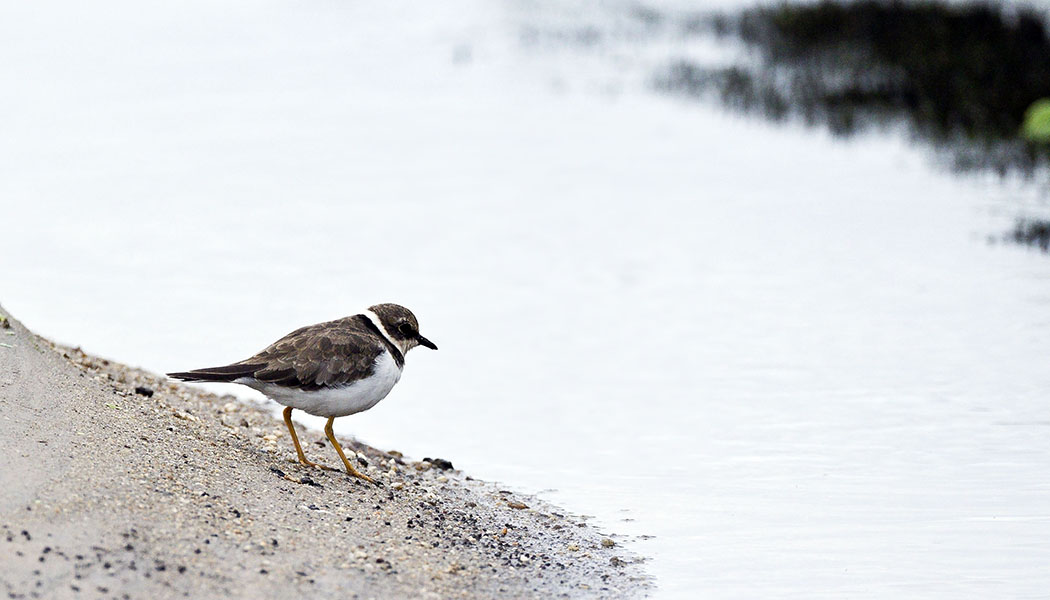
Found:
0,306 -> 648,599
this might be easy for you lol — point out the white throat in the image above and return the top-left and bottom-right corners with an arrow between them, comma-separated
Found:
364,309 -> 409,355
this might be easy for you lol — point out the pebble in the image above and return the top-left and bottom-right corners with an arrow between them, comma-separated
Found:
601,538 -> 616,548
423,457 -> 454,471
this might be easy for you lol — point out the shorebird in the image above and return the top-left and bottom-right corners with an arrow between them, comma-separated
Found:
168,303 -> 436,483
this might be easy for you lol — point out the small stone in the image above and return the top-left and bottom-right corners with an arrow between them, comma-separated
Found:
391,482 -> 404,491
436,476 -> 449,483
507,501 -> 528,510
610,556 -> 626,567
134,386 -> 154,397
567,544 -> 579,552
601,538 -> 615,548
424,457 -> 454,470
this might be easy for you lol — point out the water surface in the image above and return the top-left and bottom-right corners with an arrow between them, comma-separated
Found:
3,1 -> 1049,597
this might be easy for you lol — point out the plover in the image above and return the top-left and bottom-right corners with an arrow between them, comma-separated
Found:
168,303 -> 437,483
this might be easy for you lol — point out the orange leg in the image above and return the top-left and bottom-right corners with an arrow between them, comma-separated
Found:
324,417 -> 376,484
282,407 -> 334,471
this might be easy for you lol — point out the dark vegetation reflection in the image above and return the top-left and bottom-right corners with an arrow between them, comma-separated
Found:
1009,219 -> 1050,252
655,0 -> 1050,250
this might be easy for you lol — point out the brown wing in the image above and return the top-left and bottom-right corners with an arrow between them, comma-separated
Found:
247,316 -> 385,391
169,316 -> 384,391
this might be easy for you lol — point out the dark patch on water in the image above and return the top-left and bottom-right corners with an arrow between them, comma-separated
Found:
1008,218 -> 1050,252
657,0 -> 1050,176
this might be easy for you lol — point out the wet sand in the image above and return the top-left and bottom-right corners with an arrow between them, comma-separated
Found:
0,306 -> 648,599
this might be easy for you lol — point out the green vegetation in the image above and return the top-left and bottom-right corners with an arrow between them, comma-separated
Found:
1023,99 -> 1050,142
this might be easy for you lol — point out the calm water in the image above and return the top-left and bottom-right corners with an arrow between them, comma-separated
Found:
3,1 -> 1050,597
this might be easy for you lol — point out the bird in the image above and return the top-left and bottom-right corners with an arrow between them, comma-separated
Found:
167,303 -> 437,484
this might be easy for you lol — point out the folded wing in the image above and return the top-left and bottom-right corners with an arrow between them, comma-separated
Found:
167,316 -> 383,391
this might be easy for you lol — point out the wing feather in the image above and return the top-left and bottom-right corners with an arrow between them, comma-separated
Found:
246,316 -> 383,391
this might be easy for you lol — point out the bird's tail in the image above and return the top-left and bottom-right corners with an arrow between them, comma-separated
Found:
167,363 -> 262,383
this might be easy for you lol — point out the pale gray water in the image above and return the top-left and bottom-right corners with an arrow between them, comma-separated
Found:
3,1 -> 1050,597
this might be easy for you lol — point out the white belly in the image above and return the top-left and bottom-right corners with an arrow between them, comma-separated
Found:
236,351 -> 403,418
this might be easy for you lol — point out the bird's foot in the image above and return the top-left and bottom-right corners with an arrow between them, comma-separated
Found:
347,469 -> 378,485
298,458 -> 337,472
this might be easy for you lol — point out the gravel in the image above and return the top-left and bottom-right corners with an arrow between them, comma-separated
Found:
0,305 -> 650,599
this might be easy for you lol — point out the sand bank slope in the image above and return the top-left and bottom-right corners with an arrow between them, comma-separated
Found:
0,306 -> 648,599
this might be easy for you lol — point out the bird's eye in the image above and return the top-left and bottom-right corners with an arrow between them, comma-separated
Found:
397,323 -> 415,336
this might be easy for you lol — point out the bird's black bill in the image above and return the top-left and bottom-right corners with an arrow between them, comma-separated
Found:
417,335 -> 438,350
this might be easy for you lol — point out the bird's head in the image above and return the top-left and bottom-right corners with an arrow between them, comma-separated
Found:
367,303 -> 438,355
